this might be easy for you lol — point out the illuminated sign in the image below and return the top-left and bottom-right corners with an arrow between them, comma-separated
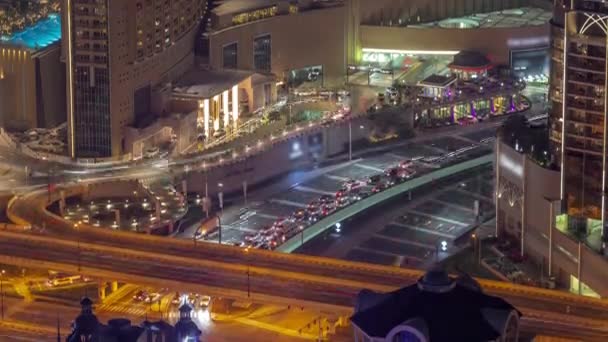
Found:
499,153 -> 523,178
289,140 -> 303,160
507,36 -> 549,48
362,48 -> 460,56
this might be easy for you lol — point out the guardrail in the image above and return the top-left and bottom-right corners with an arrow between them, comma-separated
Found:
277,153 -> 494,253
9,165 -> 608,311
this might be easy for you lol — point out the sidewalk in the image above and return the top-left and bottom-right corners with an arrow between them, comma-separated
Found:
212,310 -> 321,340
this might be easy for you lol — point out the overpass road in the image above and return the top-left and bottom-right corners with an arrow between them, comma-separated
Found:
7,186 -> 608,320
0,228 -> 608,341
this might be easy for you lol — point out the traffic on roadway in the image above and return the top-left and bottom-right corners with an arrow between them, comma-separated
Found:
196,133 -> 493,250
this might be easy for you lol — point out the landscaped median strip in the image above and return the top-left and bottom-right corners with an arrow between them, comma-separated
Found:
278,153 -> 494,253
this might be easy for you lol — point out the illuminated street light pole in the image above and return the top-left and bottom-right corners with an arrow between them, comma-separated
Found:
203,162 -> 209,218
348,119 -> 352,161
74,222 -> 81,272
244,247 -> 251,298
218,183 -> 224,245
1,269 -> 5,320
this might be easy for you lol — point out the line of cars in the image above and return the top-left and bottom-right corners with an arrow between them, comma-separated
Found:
133,289 -> 162,304
240,159 -> 418,250
170,292 -> 211,309
133,289 -> 211,309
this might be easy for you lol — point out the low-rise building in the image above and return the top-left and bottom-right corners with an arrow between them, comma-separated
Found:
66,297 -> 202,342
124,68 -> 275,158
351,267 -> 520,342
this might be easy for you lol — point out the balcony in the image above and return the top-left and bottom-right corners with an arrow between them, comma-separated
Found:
568,51 -> 606,62
566,138 -> 603,154
568,72 -> 605,86
566,100 -> 604,115
569,57 -> 606,73
568,113 -> 604,127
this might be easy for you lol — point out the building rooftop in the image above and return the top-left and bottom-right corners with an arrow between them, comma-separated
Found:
172,69 -> 254,99
0,13 -> 61,50
351,268 -> 520,341
449,51 -> 493,71
418,74 -> 457,87
412,7 -> 551,29
213,0 -> 283,16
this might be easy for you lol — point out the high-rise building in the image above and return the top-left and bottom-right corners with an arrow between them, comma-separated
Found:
62,0 -> 205,158
548,0 -> 608,226
0,13 -> 65,131
494,0 -> 608,297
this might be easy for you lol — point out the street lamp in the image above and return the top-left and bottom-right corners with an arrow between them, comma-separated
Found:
244,247 -> 251,298
74,222 -> 81,272
216,214 -> 223,245
1,269 -> 5,320
471,233 -> 481,265
348,119 -> 352,161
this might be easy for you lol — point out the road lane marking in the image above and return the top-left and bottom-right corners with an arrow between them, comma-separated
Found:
354,163 -> 383,172
391,222 -> 454,239
325,174 -> 350,182
431,199 -> 475,212
269,199 -> 307,208
373,233 -> 435,250
255,213 -> 280,220
294,185 -> 334,196
387,153 -> 406,160
407,210 -> 469,227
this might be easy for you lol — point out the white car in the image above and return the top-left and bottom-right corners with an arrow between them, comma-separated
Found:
144,292 -> 161,303
144,146 -> 159,159
199,295 -> 211,308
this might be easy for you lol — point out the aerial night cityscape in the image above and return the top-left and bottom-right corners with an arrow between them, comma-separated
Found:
1,0 -> 608,341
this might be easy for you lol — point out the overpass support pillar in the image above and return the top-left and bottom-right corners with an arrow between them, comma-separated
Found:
111,281 -> 118,292
98,282 -> 107,302
337,315 -> 350,327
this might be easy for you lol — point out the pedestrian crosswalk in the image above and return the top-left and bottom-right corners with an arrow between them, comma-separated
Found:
97,302 -> 149,317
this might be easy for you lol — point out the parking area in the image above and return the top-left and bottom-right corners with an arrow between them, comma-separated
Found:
299,165 -> 495,268
201,133 -> 492,250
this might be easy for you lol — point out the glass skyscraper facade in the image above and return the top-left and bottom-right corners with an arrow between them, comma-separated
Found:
549,0 -> 608,234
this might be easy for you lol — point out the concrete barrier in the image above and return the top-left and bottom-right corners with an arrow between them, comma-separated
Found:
278,153 -> 494,253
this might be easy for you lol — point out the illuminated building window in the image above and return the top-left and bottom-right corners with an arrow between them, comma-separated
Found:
223,42 -> 238,69
253,34 -> 271,72
289,5 -> 298,14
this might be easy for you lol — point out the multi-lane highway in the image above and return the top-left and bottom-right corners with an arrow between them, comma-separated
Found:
0,227 -> 608,341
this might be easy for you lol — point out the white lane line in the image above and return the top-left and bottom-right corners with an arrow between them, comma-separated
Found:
391,222 -> 454,239
407,210 -> 469,227
432,199 -> 474,212
387,153 -> 406,160
224,224 -> 257,233
325,174 -> 350,182
373,233 -> 435,250
354,163 -> 384,172
255,213 -> 280,220
294,185 -> 334,196
269,198 -> 308,208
